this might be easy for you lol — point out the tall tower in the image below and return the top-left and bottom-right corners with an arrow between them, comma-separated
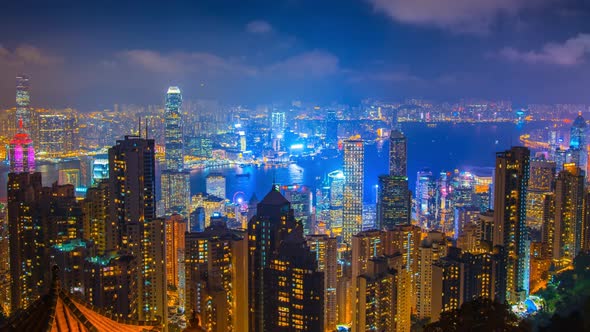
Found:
325,110 -> 338,147
185,220 -> 247,332
493,146 -> 530,303
247,186 -> 299,332
9,119 -> 35,173
343,138 -> 364,243
389,129 -> 407,177
570,112 -> 587,174
306,234 -> 338,331
553,164 -> 585,263
108,136 -> 166,323
16,75 -> 30,130
165,86 -> 183,171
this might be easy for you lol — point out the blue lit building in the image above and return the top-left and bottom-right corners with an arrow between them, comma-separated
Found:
165,86 -> 183,171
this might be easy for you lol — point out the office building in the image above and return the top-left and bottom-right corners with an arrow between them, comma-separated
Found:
15,75 -> 30,130
570,112 -> 587,173
165,86 -> 184,171
8,120 -> 35,173
527,157 -> 556,229
325,110 -> 338,147
328,170 -> 345,230
343,138 -> 364,243
377,175 -> 411,229
281,184 -> 313,234
389,129 -> 407,177
161,170 -> 191,217
206,173 -> 226,199
493,146 -> 530,303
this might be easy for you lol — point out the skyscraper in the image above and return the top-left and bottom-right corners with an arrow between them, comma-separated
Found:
108,135 -> 166,322
265,228 -> 324,331
161,170 -> 191,217
325,110 -> 338,147
281,184 -> 313,234
377,175 -> 411,229
343,138 -> 364,243
165,86 -> 183,171
570,112 -> 587,175
493,146 -> 530,303
526,157 -> 556,229
8,119 -> 35,173
377,129 -> 411,229
328,170 -> 345,230
206,173 -> 227,199
248,186 -> 299,331
15,75 -> 30,130
306,234 -> 338,331
553,163 -> 585,263
389,129 -> 407,177
185,220 -> 247,331
8,172 -> 44,312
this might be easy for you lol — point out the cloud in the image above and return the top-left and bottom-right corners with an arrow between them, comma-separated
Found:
121,49 -> 340,79
246,20 -> 273,34
121,50 -> 257,76
266,50 -> 339,78
498,33 -> 590,66
0,44 -> 62,66
366,0 -> 549,33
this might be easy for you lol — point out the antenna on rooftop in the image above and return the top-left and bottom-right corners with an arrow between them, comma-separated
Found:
138,116 -> 142,138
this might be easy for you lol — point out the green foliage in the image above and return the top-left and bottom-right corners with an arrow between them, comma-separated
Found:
423,298 -> 529,332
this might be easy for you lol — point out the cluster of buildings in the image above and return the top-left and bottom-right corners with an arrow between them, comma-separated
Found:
2,74 -> 590,332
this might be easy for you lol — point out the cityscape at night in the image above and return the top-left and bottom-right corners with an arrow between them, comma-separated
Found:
2,1 -> 590,331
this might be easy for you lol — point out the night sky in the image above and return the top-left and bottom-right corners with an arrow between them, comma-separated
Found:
1,0 -> 590,109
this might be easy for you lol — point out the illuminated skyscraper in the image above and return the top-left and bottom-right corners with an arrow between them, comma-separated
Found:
206,173 -> 226,199
416,231 -> 448,320
570,112 -> 587,175
526,157 -> 555,229
166,214 -> 186,308
377,175 -> 411,229
389,129 -> 407,177
416,168 -> 436,229
165,86 -> 183,171
271,111 -> 286,151
82,180 -> 111,255
185,220 -> 247,332
8,119 -> 35,173
15,75 -> 30,130
266,228 -> 324,331
37,112 -> 77,157
307,234 -> 338,331
553,164 -> 584,263
281,184 -> 313,234
343,138 -> 364,243
377,129 -> 411,229
493,146 -> 530,303
247,186 -> 297,331
328,170 -> 345,230
325,110 -> 338,147
108,136 -> 166,323
7,172 -> 44,312
354,257 -> 396,332
161,170 -> 191,217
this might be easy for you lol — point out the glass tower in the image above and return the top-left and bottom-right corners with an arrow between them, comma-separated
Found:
16,75 -> 30,130
343,138 -> 364,243
165,86 -> 183,171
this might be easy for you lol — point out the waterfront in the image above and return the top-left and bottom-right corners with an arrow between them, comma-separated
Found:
0,121 -> 552,202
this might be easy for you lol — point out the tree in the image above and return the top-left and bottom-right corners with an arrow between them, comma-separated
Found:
424,298 -> 529,332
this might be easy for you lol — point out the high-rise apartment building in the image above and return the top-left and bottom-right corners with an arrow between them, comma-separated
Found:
343,138 -> 364,243
553,164 -> 585,263
307,234 -> 338,331
493,146 -> 530,303
108,135 -> 166,323
185,220 -> 247,332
